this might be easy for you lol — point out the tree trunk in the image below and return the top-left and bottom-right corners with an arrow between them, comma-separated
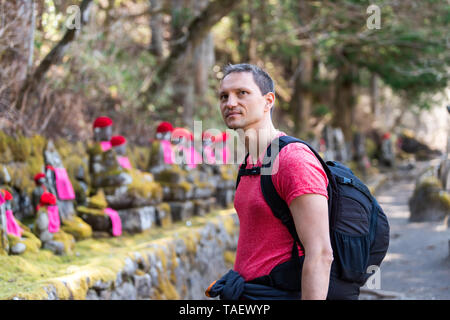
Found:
27,0 -> 36,73
370,73 -> 379,117
15,0 -> 93,113
171,0 -> 195,126
333,56 -> 357,142
290,45 -> 314,139
149,0 -> 164,57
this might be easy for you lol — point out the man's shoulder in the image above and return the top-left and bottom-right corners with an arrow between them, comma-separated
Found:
277,138 -> 316,160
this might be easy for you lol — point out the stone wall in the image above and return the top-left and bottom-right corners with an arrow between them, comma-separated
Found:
9,211 -> 239,300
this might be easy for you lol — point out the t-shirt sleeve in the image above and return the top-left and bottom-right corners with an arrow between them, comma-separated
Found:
271,143 -> 329,206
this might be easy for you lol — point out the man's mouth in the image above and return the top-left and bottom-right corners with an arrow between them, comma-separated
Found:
226,112 -> 241,118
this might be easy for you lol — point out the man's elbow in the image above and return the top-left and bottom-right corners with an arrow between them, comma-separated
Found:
321,248 -> 334,266
307,246 -> 334,265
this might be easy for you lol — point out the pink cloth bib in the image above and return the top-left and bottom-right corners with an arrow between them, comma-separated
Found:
104,208 -> 122,237
222,146 -> 231,164
100,141 -> 112,152
181,145 -> 202,169
54,167 -> 76,200
117,156 -> 132,169
203,145 -> 216,165
5,210 -> 23,237
161,140 -> 175,164
47,205 -> 61,233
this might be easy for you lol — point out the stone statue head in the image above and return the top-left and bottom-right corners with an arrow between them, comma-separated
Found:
171,127 -> 192,147
0,166 -> 11,185
155,121 -> 174,142
93,116 -> 113,142
111,135 -> 127,156
43,140 -> 64,169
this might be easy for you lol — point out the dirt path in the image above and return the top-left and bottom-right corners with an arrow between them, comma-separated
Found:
361,160 -> 450,300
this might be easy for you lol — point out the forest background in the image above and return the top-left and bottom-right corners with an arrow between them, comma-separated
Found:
0,0 -> 449,150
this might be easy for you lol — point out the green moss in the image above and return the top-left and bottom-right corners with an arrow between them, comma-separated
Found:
0,131 -> 14,163
7,164 -> 35,194
87,142 -> 103,156
86,190 -> 108,210
8,133 -> 32,162
128,145 -> 150,172
365,137 -> 378,159
0,204 -> 237,300
157,203 -> 172,228
61,216 -> 93,241
52,231 -> 76,255
148,140 -> 161,170
412,176 -> 450,210
76,206 -> 105,216
127,168 -> 163,199
437,191 -> 450,209
223,250 -> 236,265
219,164 -> 237,181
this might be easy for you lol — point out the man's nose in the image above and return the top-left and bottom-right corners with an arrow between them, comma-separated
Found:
224,94 -> 238,108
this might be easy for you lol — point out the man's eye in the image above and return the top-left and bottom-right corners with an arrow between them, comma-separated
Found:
220,95 -> 228,100
239,91 -> 247,95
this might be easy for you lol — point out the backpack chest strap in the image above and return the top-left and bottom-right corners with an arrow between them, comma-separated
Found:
238,166 -> 261,176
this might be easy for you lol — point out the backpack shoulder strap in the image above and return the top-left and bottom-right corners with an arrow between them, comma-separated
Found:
236,153 -> 251,189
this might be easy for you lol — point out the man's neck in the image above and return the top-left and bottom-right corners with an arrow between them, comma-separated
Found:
243,123 -> 279,163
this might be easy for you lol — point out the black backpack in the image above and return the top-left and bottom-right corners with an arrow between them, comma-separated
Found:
236,135 -> 390,291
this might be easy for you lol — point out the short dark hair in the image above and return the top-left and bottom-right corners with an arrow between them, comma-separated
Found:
222,63 -> 275,97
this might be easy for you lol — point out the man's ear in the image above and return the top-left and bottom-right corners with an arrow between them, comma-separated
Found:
264,92 -> 275,112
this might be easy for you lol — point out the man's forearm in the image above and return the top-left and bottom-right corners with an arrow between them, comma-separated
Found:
301,254 -> 333,300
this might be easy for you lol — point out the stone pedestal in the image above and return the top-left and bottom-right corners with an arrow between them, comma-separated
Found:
193,197 -> 215,217
168,201 -> 194,222
117,206 -> 157,234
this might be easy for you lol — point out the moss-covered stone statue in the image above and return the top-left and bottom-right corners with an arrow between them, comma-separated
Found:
409,176 -> 450,222
43,141 -> 92,240
148,122 -> 176,175
77,189 -> 122,238
1,189 -> 41,255
0,165 -> 15,214
212,132 -> 237,208
380,132 -> 395,167
108,135 -> 163,208
150,127 -> 194,201
33,192 -> 75,255
88,116 -> 132,193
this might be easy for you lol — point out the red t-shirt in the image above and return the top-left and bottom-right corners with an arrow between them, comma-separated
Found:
233,132 -> 329,281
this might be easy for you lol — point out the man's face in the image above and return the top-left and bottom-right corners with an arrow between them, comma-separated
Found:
219,72 -> 271,131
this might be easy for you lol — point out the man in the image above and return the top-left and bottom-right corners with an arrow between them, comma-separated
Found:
207,63 -> 333,300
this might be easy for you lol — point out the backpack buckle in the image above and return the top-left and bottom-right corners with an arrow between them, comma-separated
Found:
338,176 -> 353,184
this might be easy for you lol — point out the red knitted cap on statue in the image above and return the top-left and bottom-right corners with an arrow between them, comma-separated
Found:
34,172 -> 46,183
3,189 -> 12,201
111,135 -> 127,147
172,127 -> 193,141
40,192 -> 56,206
156,122 -> 174,133
93,116 -> 113,128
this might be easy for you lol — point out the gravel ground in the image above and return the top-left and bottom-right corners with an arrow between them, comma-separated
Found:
360,160 -> 450,300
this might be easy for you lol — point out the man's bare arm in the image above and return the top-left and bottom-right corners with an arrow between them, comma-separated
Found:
289,193 -> 333,300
